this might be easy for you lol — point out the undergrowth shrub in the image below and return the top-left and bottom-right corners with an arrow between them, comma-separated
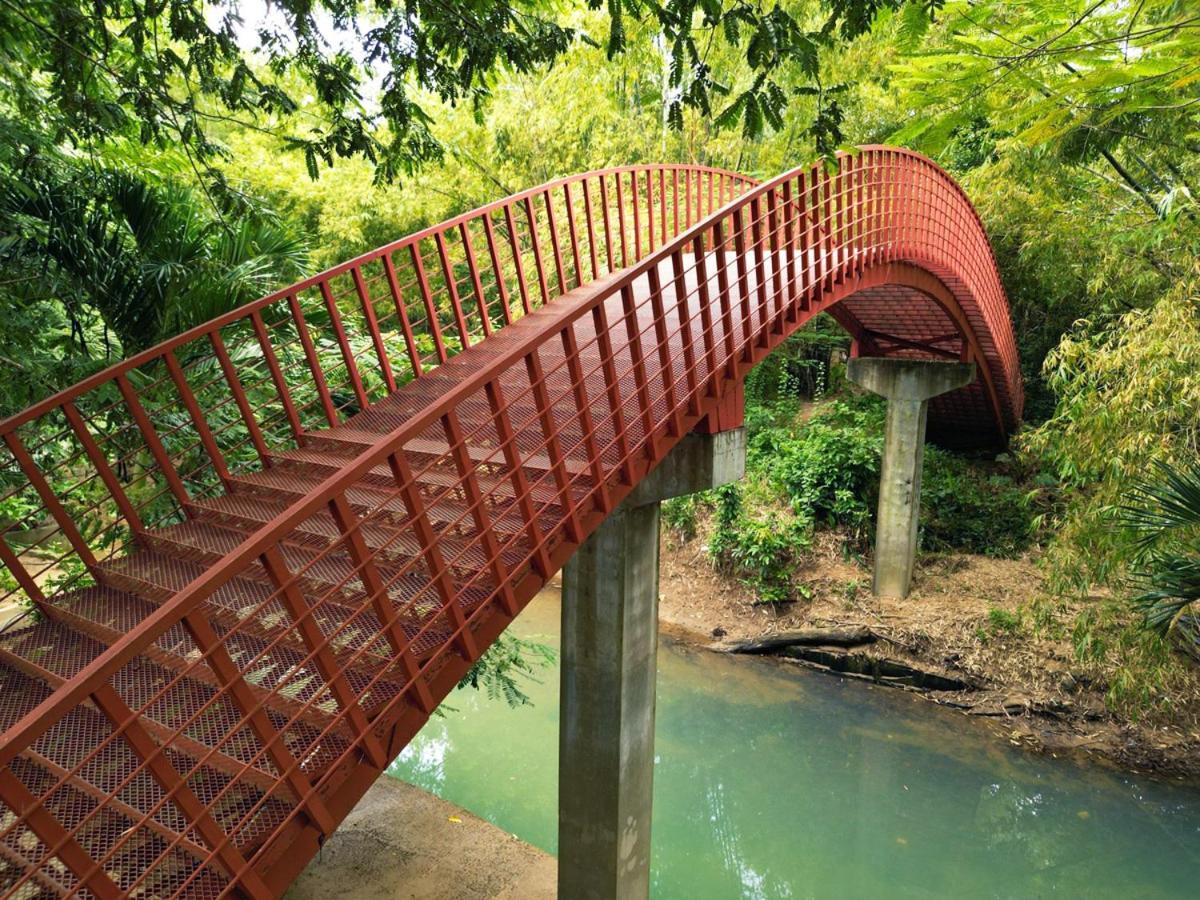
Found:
921,449 -> 1034,556
749,393 -> 1036,557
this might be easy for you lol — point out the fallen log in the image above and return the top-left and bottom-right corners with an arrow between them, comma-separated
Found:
726,626 -> 877,654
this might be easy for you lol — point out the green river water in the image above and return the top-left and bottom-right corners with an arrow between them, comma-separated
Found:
388,593 -> 1200,898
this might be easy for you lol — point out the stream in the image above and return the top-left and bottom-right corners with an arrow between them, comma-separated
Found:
388,592 -> 1200,898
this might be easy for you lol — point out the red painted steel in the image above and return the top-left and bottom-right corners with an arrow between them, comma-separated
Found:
0,150 -> 1020,897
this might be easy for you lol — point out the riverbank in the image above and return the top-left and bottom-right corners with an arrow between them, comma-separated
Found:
286,776 -> 555,899
653,523 -> 1200,783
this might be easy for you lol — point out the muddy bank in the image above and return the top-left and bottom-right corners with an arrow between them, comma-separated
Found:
286,777 -> 555,900
655,530 -> 1200,784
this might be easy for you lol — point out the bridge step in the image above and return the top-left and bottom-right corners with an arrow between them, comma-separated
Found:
187,493 -> 533,582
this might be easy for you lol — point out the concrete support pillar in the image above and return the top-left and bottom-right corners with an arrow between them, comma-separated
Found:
846,358 -> 975,599
558,429 -> 745,900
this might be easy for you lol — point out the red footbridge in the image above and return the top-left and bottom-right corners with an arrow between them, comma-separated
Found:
0,148 -> 1021,897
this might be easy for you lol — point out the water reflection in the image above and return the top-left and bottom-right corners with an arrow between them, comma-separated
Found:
389,591 -> 1200,898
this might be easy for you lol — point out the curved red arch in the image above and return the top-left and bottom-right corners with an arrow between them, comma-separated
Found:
0,150 -> 1020,897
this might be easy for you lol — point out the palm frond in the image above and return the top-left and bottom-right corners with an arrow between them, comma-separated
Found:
1120,458 -> 1200,549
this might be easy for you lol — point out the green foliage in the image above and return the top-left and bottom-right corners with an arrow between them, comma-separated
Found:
749,391 -> 1036,557
708,483 -> 743,570
0,0 -> 915,191
0,160 -> 308,359
921,448 -> 1032,557
986,607 -> 1020,636
662,494 -> 702,543
1023,276 -> 1200,595
1122,461 -> 1200,660
760,396 -> 885,539
458,633 -> 557,708
729,513 -> 812,604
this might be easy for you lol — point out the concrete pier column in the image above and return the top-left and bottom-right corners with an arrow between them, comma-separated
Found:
558,428 -> 745,900
846,358 -> 975,599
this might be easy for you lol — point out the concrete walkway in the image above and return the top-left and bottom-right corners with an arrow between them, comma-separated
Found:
286,777 -> 556,900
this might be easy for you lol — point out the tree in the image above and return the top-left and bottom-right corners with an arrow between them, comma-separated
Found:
0,0 -> 926,188
0,162 -> 308,357
884,0 -> 1199,220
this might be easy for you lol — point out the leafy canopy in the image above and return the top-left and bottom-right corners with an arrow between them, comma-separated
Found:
0,0 -> 933,184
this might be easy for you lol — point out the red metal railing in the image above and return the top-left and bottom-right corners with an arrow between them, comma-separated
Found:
0,149 -> 1019,897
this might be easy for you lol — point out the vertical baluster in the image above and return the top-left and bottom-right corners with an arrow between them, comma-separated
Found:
591,301 -> 634,485
287,293 -> 340,426
659,169 -> 668,243
351,266 -> 398,392
4,432 -> 100,578
209,331 -> 271,467
439,411 -> 517,616
542,190 -> 568,295
458,222 -> 493,338
669,249 -> 700,417
165,351 -> 233,489
562,182 -> 584,289
781,179 -> 800,325
386,451 -> 479,661
711,219 -> 738,380
619,284 -> 656,456
671,168 -> 680,236
836,156 -> 848,275
614,171 -> 629,268
481,213 -> 515,327
0,533 -> 47,617
410,243 -> 450,363
524,350 -> 583,542
251,310 -> 306,442
645,169 -> 655,251
63,401 -> 145,534
381,252 -> 425,377
524,196 -> 551,307
767,189 -> 785,336
684,169 -> 693,229
259,542 -> 388,768
559,324 -> 611,515
318,280 -> 370,410
116,374 -> 193,515
88,678 -> 275,898
797,170 -> 813,311
690,234 -> 720,399
749,197 -> 770,351
823,165 -> 835,292
645,265 -> 680,437
484,379 -> 552,577
581,177 -> 600,281
599,174 -> 616,271
730,207 -> 754,364
502,204 -> 534,316
324,497 -> 437,713
631,171 -> 642,260
434,231 -> 473,350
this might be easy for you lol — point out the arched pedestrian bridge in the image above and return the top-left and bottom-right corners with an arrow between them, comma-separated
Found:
0,148 -> 1021,897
